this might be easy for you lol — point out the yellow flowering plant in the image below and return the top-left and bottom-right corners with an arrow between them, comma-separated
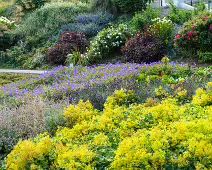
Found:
4,85 -> 212,169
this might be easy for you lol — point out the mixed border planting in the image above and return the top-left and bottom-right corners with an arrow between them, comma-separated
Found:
0,0 -> 212,169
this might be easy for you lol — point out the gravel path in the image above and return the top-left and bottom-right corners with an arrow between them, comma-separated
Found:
0,69 -> 48,74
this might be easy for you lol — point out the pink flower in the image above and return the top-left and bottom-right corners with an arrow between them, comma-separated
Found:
204,18 -> 209,21
210,24 -> 212,31
176,34 -> 181,39
192,24 -> 195,29
188,37 -> 191,41
189,32 -> 194,37
183,34 -> 187,38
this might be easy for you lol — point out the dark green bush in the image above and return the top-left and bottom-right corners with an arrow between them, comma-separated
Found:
130,7 -> 160,31
90,0 -> 118,15
167,2 -> 192,25
0,31 -> 13,51
16,0 -> 50,10
112,0 -> 153,13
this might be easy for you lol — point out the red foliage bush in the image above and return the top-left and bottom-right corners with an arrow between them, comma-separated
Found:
122,32 -> 164,63
47,32 -> 88,65
46,43 -> 71,65
60,31 -> 88,53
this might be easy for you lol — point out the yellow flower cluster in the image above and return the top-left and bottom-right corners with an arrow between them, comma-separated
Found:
192,82 -> 212,106
64,100 -> 98,127
5,84 -> 212,169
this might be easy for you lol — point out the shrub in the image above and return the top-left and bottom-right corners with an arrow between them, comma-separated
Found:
112,0 -> 153,13
47,32 -> 88,65
46,43 -> 71,65
3,41 -> 30,68
150,17 -> 175,45
174,10 -> 212,58
167,2 -> 192,25
130,7 -> 161,31
60,31 -> 88,52
0,31 -> 13,51
0,17 -> 16,51
14,2 -> 89,48
90,0 -> 118,15
58,12 -> 114,38
0,0 -> 10,16
85,24 -> 133,65
197,51 -> 212,63
122,32 -> 164,63
16,0 -> 50,10
4,84 -> 212,169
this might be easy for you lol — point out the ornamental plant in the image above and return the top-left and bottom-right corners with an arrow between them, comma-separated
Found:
122,31 -> 164,63
85,24 -> 133,65
130,7 -> 161,31
113,0 -> 154,13
46,32 -> 88,65
4,84 -> 212,169
0,17 -> 16,51
174,10 -> 212,57
150,17 -> 175,45
16,0 -> 50,10
0,16 -> 16,31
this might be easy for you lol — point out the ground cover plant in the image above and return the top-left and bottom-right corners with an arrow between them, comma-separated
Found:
1,0 -> 212,168
2,81 -> 212,169
0,73 -> 37,86
0,59 -> 211,165
1,59 -> 211,109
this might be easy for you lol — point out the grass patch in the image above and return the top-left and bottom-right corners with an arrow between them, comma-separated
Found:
0,73 -> 38,86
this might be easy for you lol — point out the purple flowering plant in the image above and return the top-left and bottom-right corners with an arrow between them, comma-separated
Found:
1,61 -> 211,109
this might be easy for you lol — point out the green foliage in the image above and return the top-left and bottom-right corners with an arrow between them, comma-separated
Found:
168,1 -> 192,25
112,0 -> 153,13
0,73 -> 37,86
3,42 -> 30,68
65,51 -> 82,66
130,7 -> 161,31
14,2 -> 89,48
198,51 -> 212,63
150,17 -> 175,45
0,0 -> 11,16
90,0 -> 118,15
16,0 -> 50,10
0,31 -> 14,51
85,24 -> 134,65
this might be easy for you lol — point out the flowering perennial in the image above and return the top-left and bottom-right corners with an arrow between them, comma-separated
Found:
4,83 -> 212,169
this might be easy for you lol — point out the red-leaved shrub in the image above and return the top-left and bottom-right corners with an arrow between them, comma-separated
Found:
47,32 -> 88,65
122,32 -> 164,63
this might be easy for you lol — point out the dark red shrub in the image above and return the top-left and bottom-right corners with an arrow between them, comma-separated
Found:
47,32 -> 88,65
60,31 -> 88,53
122,32 -> 165,63
46,43 -> 71,65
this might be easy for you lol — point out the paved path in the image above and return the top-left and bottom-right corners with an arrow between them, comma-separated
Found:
0,69 -> 48,75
